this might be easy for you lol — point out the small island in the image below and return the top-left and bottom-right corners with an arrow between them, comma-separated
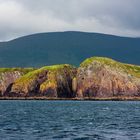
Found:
1,56 -> 140,100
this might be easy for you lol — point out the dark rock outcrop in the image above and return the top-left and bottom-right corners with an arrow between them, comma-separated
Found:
10,64 -> 76,98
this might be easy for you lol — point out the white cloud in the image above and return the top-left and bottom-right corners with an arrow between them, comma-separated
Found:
0,0 -> 140,41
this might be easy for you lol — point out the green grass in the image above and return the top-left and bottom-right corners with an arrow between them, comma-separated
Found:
14,64 -> 75,83
80,57 -> 127,72
80,56 -> 140,78
124,64 -> 140,78
1,56 -> 140,81
80,57 -> 123,67
39,64 -> 74,71
0,68 -> 34,74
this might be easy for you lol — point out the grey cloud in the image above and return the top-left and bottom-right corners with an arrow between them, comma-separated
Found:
0,0 -> 140,41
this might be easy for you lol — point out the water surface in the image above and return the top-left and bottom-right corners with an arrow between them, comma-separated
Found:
0,101 -> 140,140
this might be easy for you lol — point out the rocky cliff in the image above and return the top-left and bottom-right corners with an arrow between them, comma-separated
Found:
76,57 -> 140,99
1,57 -> 140,100
9,64 -> 76,97
0,68 -> 34,96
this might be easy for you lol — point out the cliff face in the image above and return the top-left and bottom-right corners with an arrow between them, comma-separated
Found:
1,57 -> 140,99
9,64 -> 76,97
0,68 -> 34,96
76,57 -> 140,98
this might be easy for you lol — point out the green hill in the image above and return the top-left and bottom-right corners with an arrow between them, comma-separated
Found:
0,31 -> 140,67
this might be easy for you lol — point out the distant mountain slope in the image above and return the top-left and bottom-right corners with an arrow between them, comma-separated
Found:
0,31 -> 140,67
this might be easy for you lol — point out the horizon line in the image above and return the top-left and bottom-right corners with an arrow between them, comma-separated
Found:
1,31 -> 140,42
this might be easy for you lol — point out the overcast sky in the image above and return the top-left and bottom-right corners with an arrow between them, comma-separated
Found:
0,0 -> 140,41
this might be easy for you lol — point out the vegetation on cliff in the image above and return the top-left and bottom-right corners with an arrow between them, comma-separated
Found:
0,68 -> 34,74
13,64 -> 75,86
1,56 -> 140,99
80,57 -> 140,78
0,68 -> 34,96
77,57 -> 140,98
10,64 -> 76,97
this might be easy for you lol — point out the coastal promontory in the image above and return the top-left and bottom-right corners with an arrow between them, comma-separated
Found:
1,57 -> 140,100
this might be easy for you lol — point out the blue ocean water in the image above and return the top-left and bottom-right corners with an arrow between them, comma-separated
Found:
0,101 -> 140,140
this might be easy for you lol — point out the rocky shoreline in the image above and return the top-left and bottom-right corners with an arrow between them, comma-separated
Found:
1,97 -> 140,101
1,56 -> 140,100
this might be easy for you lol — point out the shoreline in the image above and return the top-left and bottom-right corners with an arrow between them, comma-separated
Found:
0,97 -> 140,101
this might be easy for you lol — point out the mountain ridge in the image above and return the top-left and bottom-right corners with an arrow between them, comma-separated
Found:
0,31 -> 140,67
4,31 -> 140,42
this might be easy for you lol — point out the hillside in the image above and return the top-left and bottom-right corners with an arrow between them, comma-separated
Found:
0,31 -> 140,67
76,57 -> 140,99
1,56 -> 140,99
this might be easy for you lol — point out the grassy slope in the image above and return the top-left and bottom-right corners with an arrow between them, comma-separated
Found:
14,64 -> 75,84
1,57 -> 140,82
10,64 -> 75,95
0,68 -> 34,74
80,57 -> 140,78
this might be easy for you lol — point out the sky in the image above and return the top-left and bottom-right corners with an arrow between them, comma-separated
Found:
0,0 -> 140,41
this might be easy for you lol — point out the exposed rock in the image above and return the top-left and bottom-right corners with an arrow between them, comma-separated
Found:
10,64 -> 76,97
0,68 -> 34,96
72,77 -> 77,93
76,57 -> 140,98
1,57 -> 140,100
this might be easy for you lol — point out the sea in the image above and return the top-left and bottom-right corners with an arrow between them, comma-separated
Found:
0,100 -> 140,140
